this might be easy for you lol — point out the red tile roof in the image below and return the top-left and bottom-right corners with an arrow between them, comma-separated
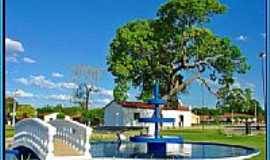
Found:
120,101 -> 190,111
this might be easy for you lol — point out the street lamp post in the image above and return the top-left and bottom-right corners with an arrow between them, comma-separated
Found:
259,52 -> 266,100
12,89 -> 18,127
259,52 -> 266,129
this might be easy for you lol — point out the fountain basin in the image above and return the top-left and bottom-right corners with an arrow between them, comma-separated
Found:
89,141 -> 260,159
5,141 -> 260,160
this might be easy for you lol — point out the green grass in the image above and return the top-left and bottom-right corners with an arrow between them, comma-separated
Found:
161,129 -> 265,160
5,126 -> 15,138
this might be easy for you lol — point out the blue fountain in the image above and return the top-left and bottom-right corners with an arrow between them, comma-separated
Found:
130,80 -> 183,157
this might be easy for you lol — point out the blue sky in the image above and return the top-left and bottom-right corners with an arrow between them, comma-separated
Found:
6,0 -> 266,108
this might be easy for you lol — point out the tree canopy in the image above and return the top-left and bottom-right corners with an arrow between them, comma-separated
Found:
81,108 -> 104,126
36,104 -> 105,126
217,87 -> 263,114
107,0 -> 250,107
16,104 -> 37,120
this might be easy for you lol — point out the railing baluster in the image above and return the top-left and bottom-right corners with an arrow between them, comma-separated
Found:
13,118 -> 56,160
48,119 -> 92,157
13,118 -> 92,160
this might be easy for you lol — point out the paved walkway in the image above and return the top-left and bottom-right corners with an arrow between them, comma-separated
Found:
53,139 -> 82,157
6,137 -> 83,157
5,138 -> 13,149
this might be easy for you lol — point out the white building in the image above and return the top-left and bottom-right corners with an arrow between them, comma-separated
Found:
104,101 -> 199,128
44,112 -> 71,122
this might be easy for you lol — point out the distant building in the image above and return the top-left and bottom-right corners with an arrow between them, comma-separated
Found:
104,101 -> 199,128
43,112 -> 71,122
199,113 -> 255,124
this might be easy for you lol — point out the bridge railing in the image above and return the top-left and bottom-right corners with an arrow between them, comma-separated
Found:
49,119 -> 92,157
13,118 -> 56,160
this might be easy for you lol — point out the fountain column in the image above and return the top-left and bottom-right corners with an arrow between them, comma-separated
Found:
130,80 -> 183,157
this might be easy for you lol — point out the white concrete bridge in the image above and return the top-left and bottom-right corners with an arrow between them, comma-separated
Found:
11,118 -> 92,160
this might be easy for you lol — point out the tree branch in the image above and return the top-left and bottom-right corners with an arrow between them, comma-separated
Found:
172,55 -> 224,75
162,72 -> 200,100
197,77 -> 218,97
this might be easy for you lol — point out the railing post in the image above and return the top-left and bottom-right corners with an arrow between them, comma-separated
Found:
13,118 -> 58,160
48,119 -> 92,159
84,127 -> 92,157
45,126 -> 56,160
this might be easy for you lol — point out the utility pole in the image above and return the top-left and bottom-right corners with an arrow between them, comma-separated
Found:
12,89 -> 18,127
231,109 -> 234,125
201,83 -> 205,131
259,51 -> 266,129
254,102 -> 257,122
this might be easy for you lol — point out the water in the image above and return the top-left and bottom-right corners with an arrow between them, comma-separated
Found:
6,141 -> 259,159
90,141 -> 258,159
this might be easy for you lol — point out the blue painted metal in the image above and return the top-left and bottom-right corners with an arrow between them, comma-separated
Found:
130,136 -> 183,143
0,0 -> 3,158
130,80 -> 183,156
266,2 -> 269,159
147,142 -> 166,157
6,149 -> 21,159
148,98 -> 166,105
138,117 -> 175,123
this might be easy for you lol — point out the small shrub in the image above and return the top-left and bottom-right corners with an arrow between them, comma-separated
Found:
57,112 -> 65,119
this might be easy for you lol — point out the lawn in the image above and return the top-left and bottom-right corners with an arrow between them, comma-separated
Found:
91,128 -> 265,160
161,128 -> 265,160
5,126 -> 15,138
5,127 -> 265,160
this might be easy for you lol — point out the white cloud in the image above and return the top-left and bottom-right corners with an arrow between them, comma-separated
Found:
52,72 -> 64,78
22,57 -> 36,64
6,57 -> 19,63
95,98 -> 112,105
6,38 -> 24,55
47,94 -> 71,101
15,75 -> 56,89
261,33 -> 266,38
58,82 -> 78,89
5,38 -> 25,63
15,77 -> 29,85
98,88 -> 113,98
29,75 -> 56,89
15,75 -> 78,90
7,89 -> 34,98
236,35 -> 247,41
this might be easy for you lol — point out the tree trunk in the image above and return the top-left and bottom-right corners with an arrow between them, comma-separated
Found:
85,91 -> 90,110
167,94 -> 179,109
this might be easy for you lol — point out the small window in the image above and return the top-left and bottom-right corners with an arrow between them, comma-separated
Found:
134,113 -> 140,120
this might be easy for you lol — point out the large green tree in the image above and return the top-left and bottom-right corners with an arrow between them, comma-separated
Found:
107,0 -> 250,108
217,87 -> 263,115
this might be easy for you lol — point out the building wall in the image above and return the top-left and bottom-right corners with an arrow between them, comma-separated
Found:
191,113 -> 200,124
44,113 -> 71,122
104,102 -> 125,126
161,110 -> 192,127
104,102 -> 194,127
122,108 -> 153,127
44,113 -> 58,122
